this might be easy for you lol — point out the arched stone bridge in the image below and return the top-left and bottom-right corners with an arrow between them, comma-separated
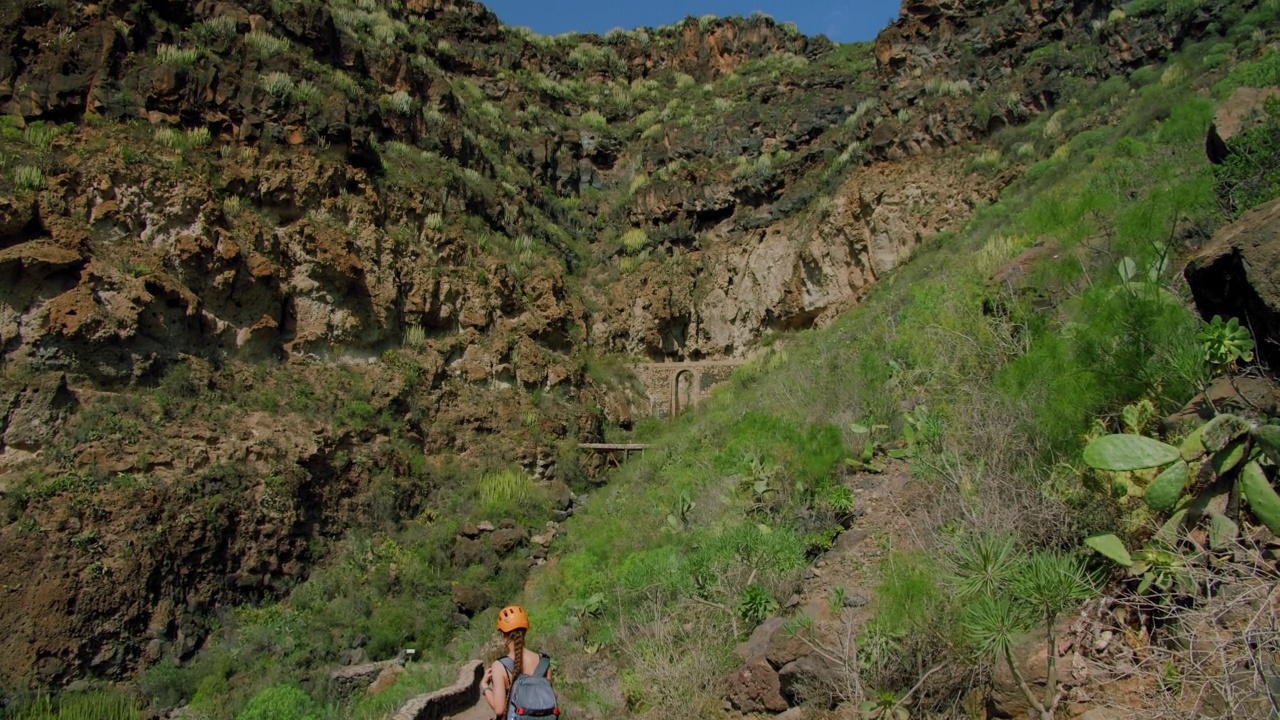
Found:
632,359 -> 744,418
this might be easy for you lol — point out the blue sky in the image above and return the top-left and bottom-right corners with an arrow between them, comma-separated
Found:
480,1 -> 903,43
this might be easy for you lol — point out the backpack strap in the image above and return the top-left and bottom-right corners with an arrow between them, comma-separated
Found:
533,654 -> 551,679
500,655 -> 551,680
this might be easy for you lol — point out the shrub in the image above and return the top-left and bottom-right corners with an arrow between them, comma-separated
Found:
186,127 -> 211,147
244,30 -> 289,58
293,80 -> 321,106
620,228 -> 648,255
235,684 -> 321,720
13,165 -> 43,191
1216,47 -> 1280,96
156,43 -> 200,67
581,110 -> 608,130
23,122 -> 56,151
154,126 -> 183,150
953,538 -> 1097,720
385,90 -> 413,115
8,692 -> 142,719
925,78 -> 972,96
193,15 -> 237,42
874,552 -> 946,637
260,72 -> 296,101
403,325 -> 426,349
1214,97 -> 1280,215
477,469 -> 548,522
967,149 -> 1003,173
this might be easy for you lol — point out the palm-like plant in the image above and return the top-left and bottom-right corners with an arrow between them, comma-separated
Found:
950,534 -> 1016,600
952,537 -> 1098,720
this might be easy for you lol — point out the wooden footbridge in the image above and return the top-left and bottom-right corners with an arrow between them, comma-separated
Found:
577,442 -> 650,467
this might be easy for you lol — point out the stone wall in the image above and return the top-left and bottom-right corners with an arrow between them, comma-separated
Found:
390,660 -> 484,720
631,360 -> 743,418
329,659 -> 401,698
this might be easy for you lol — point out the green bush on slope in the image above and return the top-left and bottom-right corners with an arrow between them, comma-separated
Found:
236,684 -> 321,720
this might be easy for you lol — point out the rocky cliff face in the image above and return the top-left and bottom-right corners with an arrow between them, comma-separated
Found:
1,0 -> 1221,373
0,0 -> 1249,689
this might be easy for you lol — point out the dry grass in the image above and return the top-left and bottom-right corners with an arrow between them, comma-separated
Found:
1084,544 -> 1280,719
616,601 -> 729,720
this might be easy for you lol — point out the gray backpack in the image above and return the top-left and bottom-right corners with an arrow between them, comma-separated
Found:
499,654 -> 559,718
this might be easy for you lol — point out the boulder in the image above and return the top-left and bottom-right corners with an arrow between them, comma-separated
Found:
778,652 -> 843,706
330,660 -> 393,698
0,386 -> 16,445
735,617 -> 782,661
450,583 -> 490,616
1185,197 -> 1280,369
367,663 -> 405,696
1214,87 -> 1280,142
725,653 -> 788,713
546,478 -> 573,511
451,536 -> 490,568
734,616 -> 813,668
1163,375 -> 1280,430
989,627 -> 1081,720
530,521 -> 560,548
3,374 -> 75,450
491,526 -> 528,555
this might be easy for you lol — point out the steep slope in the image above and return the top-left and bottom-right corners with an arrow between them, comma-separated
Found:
0,0 -> 1258,698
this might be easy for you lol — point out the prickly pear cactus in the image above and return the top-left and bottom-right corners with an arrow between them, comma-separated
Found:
1083,434 -> 1180,471
1143,461 -> 1189,511
1242,460 -> 1280,534
1200,414 -> 1250,452
1084,413 -> 1280,549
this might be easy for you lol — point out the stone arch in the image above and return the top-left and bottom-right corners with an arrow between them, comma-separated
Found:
672,368 -> 697,416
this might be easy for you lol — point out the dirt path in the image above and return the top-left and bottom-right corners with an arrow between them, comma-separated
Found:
794,461 -> 929,625
445,701 -> 494,720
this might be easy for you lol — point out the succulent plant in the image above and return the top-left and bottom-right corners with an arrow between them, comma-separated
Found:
1082,413 -> 1280,546
1196,315 -> 1255,373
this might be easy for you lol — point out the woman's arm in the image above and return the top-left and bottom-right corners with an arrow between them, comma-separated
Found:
482,661 -> 508,715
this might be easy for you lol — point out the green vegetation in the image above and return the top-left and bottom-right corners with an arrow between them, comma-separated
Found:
5,691 -> 142,720
5,1 -> 1280,718
12,164 -> 43,190
156,43 -> 201,67
506,19 -> 1280,719
1213,96 -> 1280,215
244,30 -> 289,58
953,537 -> 1097,720
235,684 -> 322,720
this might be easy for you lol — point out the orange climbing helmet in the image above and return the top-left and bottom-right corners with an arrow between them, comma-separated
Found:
497,605 -> 530,633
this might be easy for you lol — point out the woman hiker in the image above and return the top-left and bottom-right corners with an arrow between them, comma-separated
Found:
482,605 -> 559,718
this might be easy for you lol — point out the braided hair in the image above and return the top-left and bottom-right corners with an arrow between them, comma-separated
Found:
508,628 -> 527,677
